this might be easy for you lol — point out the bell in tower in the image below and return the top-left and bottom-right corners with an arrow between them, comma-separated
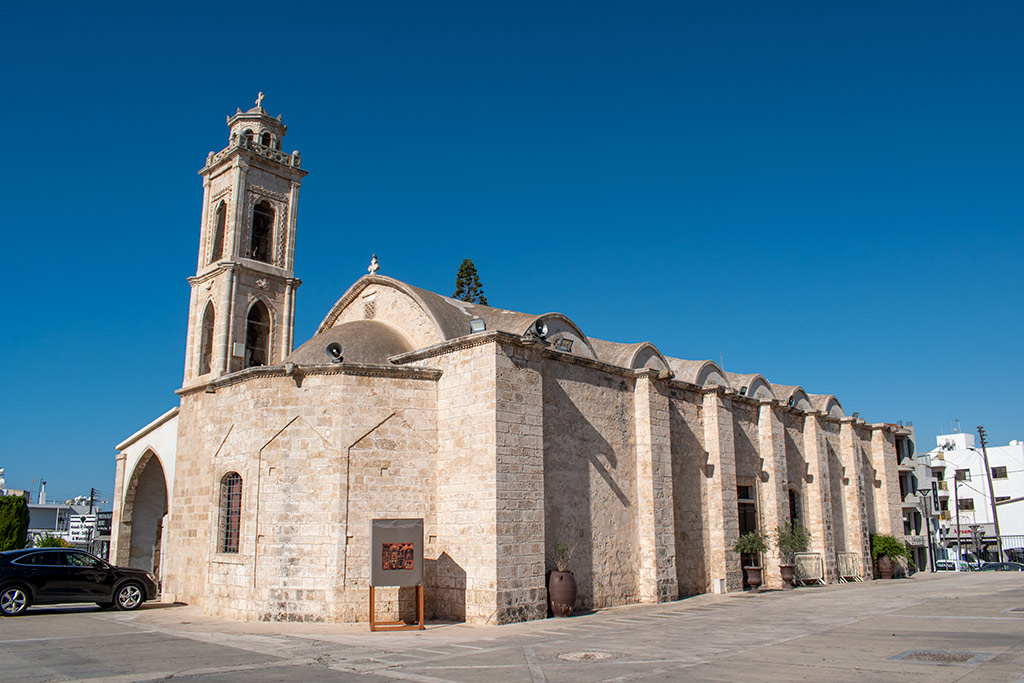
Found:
182,94 -> 308,387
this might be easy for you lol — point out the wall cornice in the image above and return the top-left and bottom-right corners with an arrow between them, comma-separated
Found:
176,361 -> 441,396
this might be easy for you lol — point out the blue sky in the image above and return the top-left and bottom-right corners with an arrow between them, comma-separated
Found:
2,2 -> 1021,504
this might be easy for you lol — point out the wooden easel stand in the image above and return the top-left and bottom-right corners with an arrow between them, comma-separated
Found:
369,585 -> 425,631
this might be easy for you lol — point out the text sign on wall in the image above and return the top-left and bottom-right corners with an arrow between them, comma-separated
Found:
370,518 -> 423,587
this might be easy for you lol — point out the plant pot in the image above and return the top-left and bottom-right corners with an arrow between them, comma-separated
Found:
743,566 -> 763,592
779,564 -> 796,590
548,570 -> 577,617
877,554 -> 894,579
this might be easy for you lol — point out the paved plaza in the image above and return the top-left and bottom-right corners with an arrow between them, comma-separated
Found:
2,572 -> 1024,682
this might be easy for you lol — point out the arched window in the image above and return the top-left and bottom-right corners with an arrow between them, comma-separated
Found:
250,201 -> 274,263
198,302 -> 215,375
244,301 -> 270,368
218,472 -> 242,553
210,202 -> 226,263
243,129 -> 254,144
260,131 -> 271,147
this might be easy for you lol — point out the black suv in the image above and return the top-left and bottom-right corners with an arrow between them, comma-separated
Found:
0,548 -> 159,616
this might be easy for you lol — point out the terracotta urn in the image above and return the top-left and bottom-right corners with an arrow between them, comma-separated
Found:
548,570 -> 577,617
779,564 -> 796,590
877,554 -> 894,579
744,566 -> 763,592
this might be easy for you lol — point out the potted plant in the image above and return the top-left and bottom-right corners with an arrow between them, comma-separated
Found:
871,534 -> 909,579
733,529 -> 770,592
773,520 -> 811,590
548,542 -> 577,617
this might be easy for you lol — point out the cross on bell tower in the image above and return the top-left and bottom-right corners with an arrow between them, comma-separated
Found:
182,96 -> 308,387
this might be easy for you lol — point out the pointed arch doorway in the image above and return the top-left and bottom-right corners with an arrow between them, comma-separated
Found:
117,451 -> 169,577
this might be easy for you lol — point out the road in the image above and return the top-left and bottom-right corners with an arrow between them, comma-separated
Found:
2,572 -> 1024,682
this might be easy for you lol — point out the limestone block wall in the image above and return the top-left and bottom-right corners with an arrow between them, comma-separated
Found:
494,344 -> 547,622
700,390 -> 741,591
543,359 -> 638,610
632,373 -> 677,603
428,341 -> 499,623
668,390 -> 707,595
757,402 -> 789,588
163,368 -> 438,622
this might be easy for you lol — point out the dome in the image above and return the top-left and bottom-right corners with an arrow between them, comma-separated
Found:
286,320 -> 415,366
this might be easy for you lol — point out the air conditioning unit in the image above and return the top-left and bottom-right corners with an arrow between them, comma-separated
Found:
935,453 -> 945,461
940,511 -> 951,520
939,481 -> 948,490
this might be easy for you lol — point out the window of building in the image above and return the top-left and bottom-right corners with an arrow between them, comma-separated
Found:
218,472 -> 242,553
244,301 -> 270,368
958,498 -> 975,511
788,488 -> 800,523
243,129 -> 254,144
955,469 -> 970,481
260,131 -> 271,147
250,201 -> 274,263
198,302 -> 215,375
940,498 -> 949,512
934,469 -> 944,481
210,202 -> 226,263
992,466 -> 1008,479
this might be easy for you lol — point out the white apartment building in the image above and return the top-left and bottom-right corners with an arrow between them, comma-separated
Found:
927,432 -> 1024,563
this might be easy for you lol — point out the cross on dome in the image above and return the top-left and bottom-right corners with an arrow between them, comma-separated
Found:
255,92 -> 265,109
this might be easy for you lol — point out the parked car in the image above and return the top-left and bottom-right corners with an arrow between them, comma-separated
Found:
979,562 -> 1024,572
935,560 -> 973,572
0,548 -> 159,616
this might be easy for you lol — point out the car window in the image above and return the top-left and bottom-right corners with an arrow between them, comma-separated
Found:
15,551 -> 65,566
64,552 -> 104,568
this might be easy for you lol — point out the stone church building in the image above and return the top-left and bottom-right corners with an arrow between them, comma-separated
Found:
111,100 -> 908,624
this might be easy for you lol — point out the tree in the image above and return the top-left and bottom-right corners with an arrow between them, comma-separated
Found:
452,259 -> 488,305
0,495 -> 30,551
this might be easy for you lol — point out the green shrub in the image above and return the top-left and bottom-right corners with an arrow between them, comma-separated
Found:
733,529 -> 770,557
36,534 -> 73,548
871,533 -> 909,561
774,520 -> 811,564
0,495 -> 30,551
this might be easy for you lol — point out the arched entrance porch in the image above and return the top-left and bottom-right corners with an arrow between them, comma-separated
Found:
116,450 -> 168,577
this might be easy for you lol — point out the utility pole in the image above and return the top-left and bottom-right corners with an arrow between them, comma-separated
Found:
919,489 -> 935,572
954,475 -> 963,567
89,487 -> 95,515
977,426 -> 1004,561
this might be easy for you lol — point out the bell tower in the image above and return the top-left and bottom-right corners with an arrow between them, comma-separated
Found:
183,94 -> 308,387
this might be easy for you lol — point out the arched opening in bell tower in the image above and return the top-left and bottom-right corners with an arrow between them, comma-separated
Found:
210,202 -> 226,263
250,201 -> 274,263
245,301 -> 270,368
198,302 -> 215,375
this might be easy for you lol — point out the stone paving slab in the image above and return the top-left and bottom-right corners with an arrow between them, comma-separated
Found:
2,573 -> 1024,681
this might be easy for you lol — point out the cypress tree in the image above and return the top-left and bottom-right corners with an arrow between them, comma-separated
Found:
452,259 -> 488,305
0,495 -> 30,551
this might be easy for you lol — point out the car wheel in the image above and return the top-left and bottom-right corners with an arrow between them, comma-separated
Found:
114,582 -> 144,611
0,585 -> 30,617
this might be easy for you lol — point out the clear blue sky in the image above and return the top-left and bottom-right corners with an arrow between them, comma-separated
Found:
2,2 -> 1021,504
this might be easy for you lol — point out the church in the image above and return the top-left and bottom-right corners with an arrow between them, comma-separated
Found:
110,99 -> 909,624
